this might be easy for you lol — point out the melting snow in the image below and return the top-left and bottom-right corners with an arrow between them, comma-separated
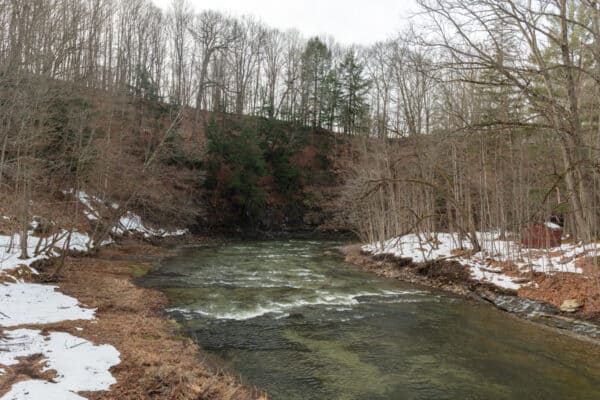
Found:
364,232 -> 596,290
113,212 -> 188,238
0,208 -> 122,397
68,190 -> 189,238
0,283 -> 95,327
0,329 -> 120,398
0,229 -> 95,274
1,380 -> 88,400
0,189 -> 189,398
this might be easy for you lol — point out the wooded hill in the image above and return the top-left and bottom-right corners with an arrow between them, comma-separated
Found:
3,0 -> 600,253
0,82 -> 347,239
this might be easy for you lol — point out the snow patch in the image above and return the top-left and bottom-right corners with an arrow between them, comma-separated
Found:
0,190 -> 189,398
68,190 -> 188,239
545,221 -> 562,230
0,282 -> 95,327
0,234 -> 47,273
1,380 -> 87,400
0,230 -> 94,273
113,212 -> 188,238
363,231 -> 595,290
0,329 -> 120,396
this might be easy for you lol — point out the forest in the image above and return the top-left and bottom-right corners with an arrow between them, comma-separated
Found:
2,0 -> 600,243
2,0 -> 600,399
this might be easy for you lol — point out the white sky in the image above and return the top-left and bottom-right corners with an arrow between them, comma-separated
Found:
150,0 -> 419,45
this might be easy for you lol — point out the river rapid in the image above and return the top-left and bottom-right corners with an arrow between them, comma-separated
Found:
140,239 -> 600,400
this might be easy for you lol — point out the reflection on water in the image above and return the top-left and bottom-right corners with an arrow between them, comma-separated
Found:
141,240 -> 600,400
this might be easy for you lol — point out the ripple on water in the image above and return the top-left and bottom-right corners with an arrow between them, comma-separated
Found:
141,240 -> 600,400
167,288 -> 427,321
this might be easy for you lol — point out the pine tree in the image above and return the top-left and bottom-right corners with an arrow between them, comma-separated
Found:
338,51 -> 370,135
322,68 -> 342,132
300,37 -> 332,130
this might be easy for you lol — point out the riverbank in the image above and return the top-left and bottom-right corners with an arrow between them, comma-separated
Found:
0,237 -> 266,400
342,244 -> 600,343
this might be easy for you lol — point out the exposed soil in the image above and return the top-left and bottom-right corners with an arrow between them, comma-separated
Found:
344,245 -> 513,300
414,260 -> 473,286
1,238 -> 267,400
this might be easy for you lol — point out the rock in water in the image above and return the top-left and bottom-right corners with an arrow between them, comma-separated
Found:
560,299 -> 583,313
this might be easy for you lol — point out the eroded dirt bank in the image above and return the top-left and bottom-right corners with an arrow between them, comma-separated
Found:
342,244 -> 600,343
5,238 -> 267,400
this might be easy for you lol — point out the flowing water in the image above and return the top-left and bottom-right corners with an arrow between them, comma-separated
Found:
140,239 -> 600,400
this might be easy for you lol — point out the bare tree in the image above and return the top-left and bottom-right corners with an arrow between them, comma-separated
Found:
189,10 -> 235,133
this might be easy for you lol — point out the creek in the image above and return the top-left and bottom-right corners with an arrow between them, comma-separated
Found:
140,239 -> 600,400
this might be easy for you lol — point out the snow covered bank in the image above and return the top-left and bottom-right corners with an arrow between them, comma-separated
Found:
0,217 -> 116,397
0,329 -> 120,400
70,189 -> 189,239
0,281 -> 120,399
363,232 -> 597,291
0,283 -> 95,327
0,274 -> 119,399
113,212 -> 189,238
0,191 -> 191,398
0,230 -> 94,274
0,190 -> 188,275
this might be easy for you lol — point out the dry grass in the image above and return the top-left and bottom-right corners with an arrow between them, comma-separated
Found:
0,354 -> 58,397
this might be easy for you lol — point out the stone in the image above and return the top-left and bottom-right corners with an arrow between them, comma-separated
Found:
560,299 -> 583,313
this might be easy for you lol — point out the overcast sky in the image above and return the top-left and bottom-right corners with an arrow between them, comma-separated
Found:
150,0 -> 419,45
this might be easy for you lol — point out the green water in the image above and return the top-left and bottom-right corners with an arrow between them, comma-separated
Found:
141,240 -> 600,400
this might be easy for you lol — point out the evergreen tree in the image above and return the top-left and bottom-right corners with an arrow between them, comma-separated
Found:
300,37 -> 332,130
322,68 -> 342,132
473,18 -> 522,127
338,51 -> 370,134
205,119 -> 267,226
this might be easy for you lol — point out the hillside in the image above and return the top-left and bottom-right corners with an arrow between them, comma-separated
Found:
0,84 -> 351,241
